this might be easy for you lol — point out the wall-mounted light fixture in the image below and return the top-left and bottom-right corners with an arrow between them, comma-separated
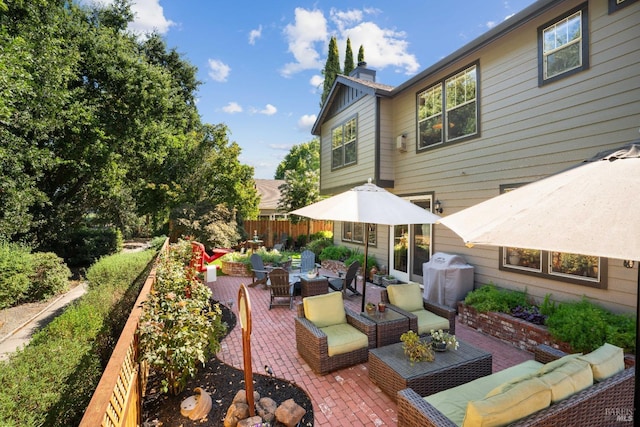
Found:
434,200 -> 443,214
623,260 -> 635,268
396,134 -> 407,152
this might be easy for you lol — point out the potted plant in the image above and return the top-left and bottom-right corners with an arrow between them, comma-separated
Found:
365,302 -> 376,315
430,329 -> 459,352
400,330 -> 434,364
377,302 -> 386,313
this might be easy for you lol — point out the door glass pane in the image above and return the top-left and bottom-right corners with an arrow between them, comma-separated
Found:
393,225 -> 408,273
411,200 -> 432,276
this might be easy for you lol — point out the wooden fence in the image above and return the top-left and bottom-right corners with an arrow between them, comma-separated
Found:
242,219 -> 333,248
79,239 -> 168,427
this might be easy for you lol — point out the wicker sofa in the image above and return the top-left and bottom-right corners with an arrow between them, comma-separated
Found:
381,285 -> 456,335
397,344 -> 634,426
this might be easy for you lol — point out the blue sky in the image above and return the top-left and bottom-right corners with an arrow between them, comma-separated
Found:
95,0 -> 537,179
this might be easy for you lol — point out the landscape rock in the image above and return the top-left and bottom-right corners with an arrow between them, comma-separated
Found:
275,398 -> 306,427
237,415 -> 263,427
256,397 -> 278,422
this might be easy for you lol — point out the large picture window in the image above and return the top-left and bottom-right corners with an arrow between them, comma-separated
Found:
331,116 -> 357,169
538,4 -> 589,85
499,184 -> 606,288
418,64 -> 477,150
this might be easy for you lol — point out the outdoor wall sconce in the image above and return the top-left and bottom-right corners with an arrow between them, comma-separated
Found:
434,200 -> 443,214
623,260 -> 635,268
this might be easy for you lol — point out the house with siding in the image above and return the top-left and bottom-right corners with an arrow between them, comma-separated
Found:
311,0 -> 639,314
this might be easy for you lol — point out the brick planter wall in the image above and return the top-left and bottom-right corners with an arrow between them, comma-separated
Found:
221,260 -> 251,277
457,302 -> 573,354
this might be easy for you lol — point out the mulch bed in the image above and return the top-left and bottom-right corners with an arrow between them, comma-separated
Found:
142,301 -> 314,426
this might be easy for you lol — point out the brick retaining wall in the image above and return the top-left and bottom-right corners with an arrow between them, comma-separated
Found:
457,302 -> 573,354
221,261 -> 251,277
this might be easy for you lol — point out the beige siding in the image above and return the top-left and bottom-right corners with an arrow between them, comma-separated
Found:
378,99 -> 395,182
386,0 -> 640,313
320,95 -> 377,192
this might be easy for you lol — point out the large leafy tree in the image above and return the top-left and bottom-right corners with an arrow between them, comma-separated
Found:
0,0 -> 258,250
275,139 -> 320,224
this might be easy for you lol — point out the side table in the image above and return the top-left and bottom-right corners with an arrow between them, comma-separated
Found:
300,276 -> 328,298
362,309 -> 409,347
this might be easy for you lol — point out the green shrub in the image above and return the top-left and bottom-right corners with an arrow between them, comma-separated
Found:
310,230 -> 333,241
26,252 -> 71,301
0,248 -> 156,426
319,245 -> 351,262
138,252 -> 225,395
55,227 -> 123,267
344,251 -> 377,271
0,242 -> 32,308
546,297 -> 636,353
306,238 -> 333,260
464,283 -> 529,313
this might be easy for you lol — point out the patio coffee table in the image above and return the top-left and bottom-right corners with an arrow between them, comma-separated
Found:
362,309 -> 409,347
368,339 -> 492,402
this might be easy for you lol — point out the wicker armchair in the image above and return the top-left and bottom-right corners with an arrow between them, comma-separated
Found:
381,287 -> 456,335
295,294 -> 376,375
397,344 -> 635,427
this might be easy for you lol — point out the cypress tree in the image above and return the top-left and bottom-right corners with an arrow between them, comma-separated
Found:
321,36 -> 340,106
358,45 -> 365,63
343,38 -> 354,76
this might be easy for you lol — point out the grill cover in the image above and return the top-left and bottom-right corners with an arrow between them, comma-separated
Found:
423,252 -> 474,308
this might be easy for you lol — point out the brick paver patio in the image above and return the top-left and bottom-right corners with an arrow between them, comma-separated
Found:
209,272 -> 533,426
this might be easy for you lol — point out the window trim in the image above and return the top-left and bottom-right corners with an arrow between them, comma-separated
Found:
497,183 -> 607,289
608,0 -> 637,14
416,61 -> 480,152
537,3 -> 589,86
331,115 -> 358,170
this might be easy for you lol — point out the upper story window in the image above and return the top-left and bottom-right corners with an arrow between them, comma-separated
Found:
331,116 -> 357,169
608,0 -> 637,14
538,4 -> 589,85
418,64 -> 477,150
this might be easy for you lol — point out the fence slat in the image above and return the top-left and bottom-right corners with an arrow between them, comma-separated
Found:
243,219 -> 332,248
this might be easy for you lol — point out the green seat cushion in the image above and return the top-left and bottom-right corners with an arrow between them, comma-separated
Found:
577,343 -> 625,381
303,292 -> 347,328
463,377 -> 551,427
387,284 -> 423,312
412,309 -> 449,335
320,323 -> 369,357
424,360 -> 543,426
537,358 -> 593,403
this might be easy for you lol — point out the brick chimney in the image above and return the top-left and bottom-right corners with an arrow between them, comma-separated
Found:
349,61 -> 376,82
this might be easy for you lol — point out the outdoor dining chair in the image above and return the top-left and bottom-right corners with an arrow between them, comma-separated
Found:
250,253 -> 270,287
328,260 -> 361,296
268,267 -> 293,309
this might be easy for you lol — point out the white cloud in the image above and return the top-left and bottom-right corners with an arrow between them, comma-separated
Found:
260,104 -> 277,115
297,114 -> 317,131
309,75 -> 324,93
486,20 -> 498,29
341,21 -> 419,75
208,59 -> 231,82
282,7 -> 419,78
128,0 -> 175,35
281,8 -> 328,77
249,25 -> 262,45
222,102 -> 243,114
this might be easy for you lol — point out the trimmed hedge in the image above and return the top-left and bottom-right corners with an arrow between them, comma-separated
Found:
0,248 -> 156,426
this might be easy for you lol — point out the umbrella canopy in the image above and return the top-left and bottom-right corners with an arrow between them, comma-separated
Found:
291,180 -> 441,311
291,180 -> 441,226
438,141 -> 640,413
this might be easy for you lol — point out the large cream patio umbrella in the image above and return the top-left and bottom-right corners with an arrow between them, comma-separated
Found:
291,179 -> 441,312
438,141 -> 640,414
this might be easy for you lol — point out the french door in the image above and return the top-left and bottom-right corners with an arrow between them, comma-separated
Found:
389,198 -> 433,283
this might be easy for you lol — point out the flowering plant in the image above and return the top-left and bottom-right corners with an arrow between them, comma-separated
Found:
430,329 -> 459,351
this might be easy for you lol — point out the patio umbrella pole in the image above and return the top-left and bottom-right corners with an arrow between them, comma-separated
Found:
360,223 -> 370,313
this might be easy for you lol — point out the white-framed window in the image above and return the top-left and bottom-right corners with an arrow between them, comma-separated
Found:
331,116 -> 357,169
538,4 -> 589,85
417,64 -> 477,150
